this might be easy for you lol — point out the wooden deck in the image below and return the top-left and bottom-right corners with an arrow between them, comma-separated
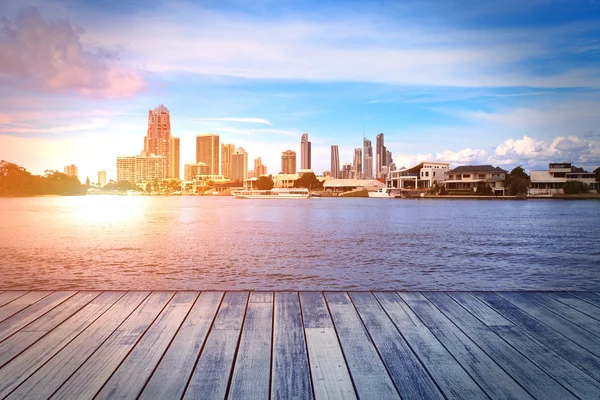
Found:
0,291 -> 599,399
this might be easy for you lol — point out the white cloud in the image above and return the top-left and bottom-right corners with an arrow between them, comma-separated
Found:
194,117 -> 272,125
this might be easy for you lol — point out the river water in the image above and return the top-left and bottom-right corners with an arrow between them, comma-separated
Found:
1,196 -> 599,290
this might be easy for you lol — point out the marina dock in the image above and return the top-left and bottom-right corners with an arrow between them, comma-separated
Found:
0,290 -> 599,399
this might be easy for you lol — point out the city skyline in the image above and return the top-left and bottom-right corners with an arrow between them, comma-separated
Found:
1,0 -> 599,181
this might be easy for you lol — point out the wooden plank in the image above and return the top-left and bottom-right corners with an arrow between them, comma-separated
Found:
528,292 -> 600,333
0,292 -> 100,366
0,291 -> 28,307
183,291 -> 249,400
271,292 -> 313,400
374,292 -> 487,399
300,292 -> 356,400
449,292 -> 513,327
398,292 -> 533,400
425,292 -> 576,399
449,293 -> 600,398
498,292 -> 600,357
552,292 -> 600,321
228,293 -> 273,399
71,292 -> 196,400
349,292 -> 443,399
325,292 -> 400,399
5,291 -> 149,400
570,291 -> 600,308
472,292 -> 600,382
249,291 -> 273,303
139,291 -> 223,400
0,291 -> 51,323
0,291 -> 76,342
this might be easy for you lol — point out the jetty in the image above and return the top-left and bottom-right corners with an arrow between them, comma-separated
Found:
0,290 -> 599,399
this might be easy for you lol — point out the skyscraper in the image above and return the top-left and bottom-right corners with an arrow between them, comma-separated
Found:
170,137 -> 180,179
64,164 -> 78,178
221,143 -> 235,179
330,145 -> 340,179
98,170 -> 107,187
231,147 -> 248,182
300,133 -> 311,170
353,148 -> 362,179
341,163 -> 352,179
363,137 -> 373,179
196,133 -> 220,175
376,133 -> 386,178
145,105 -> 172,177
281,150 -> 297,174
254,157 -> 267,177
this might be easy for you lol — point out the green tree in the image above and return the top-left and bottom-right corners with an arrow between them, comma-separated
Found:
593,167 -> 600,182
506,166 -> 530,195
563,181 -> 589,194
85,176 -> 91,186
256,175 -> 274,190
293,172 -> 323,190
476,182 -> 493,196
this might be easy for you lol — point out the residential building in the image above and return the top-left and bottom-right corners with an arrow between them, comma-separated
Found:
145,105 -> 172,177
530,163 -> 598,195
330,145 -> 340,179
170,136 -> 180,179
231,147 -> 248,182
388,161 -> 449,190
281,150 -> 297,174
184,162 -> 211,181
64,164 -> 78,178
301,133 -> 311,170
353,148 -> 362,179
445,165 -> 507,195
98,170 -> 107,187
116,157 -> 135,182
340,163 -> 352,179
221,143 -> 235,179
363,138 -> 373,179
117,155 -> 166,183
273,173 -> 298,188
254,157 -> 267,177
196,133 -> 220,175
376,133 -> 386,178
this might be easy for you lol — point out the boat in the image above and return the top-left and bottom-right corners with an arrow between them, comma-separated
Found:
231,188 -> 310,199
368,187 -> 398,198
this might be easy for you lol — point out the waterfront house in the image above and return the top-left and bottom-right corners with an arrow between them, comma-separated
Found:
529,163 -> 598,195
444,165 -> 507,195
387,161 -> 449,190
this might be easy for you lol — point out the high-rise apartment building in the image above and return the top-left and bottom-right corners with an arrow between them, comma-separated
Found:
196,133 -> 220,175
231,147 -> 248,182
169,137 -> 180,179
341,163 -> 352,179
116,157 -> 135,182
184,162 -> 211,181
300,133 -> 311,170
254,157 -> 267,177
281,150 -> 296,174
353,148 -> 363,179
221,143 -> 235,179
376,133 -> 387,178
98,170 -> 107,187
64,164 -> 78,178
330,145 -> 340,179
117,155 -> 166,183
145,105 -> 172,177
363,137 -> 373,179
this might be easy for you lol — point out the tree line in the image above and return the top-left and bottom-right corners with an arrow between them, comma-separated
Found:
0,160 -> 87,197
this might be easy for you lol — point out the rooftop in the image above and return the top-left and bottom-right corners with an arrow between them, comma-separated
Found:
449,165 -> 507,173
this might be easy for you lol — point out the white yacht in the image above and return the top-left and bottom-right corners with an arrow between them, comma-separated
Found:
232,188 -> 310,199
368,187 -> 398,198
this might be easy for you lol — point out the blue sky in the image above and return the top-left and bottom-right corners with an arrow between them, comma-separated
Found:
0,0 -> 599,181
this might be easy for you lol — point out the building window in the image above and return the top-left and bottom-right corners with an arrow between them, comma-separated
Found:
425,171 -> 429,177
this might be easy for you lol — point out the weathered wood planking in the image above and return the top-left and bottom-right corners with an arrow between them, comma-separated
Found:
448,292 -> 600,398
526,292 -> 600,336
373,292 -> 488,400
398,291 -> 534,400
550,292 -> 600,321
139,291 -> 223,400
183,291 -> 249,400
271,292 -> 313,400
300,292 -> 356,400
0,291 -> 28,308
325,292 -> 400,399
0,291 -> 51,323
570,291 -> 600,308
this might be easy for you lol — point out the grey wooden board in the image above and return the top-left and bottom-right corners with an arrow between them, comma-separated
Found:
551,292 -> 600,321
300,292 -> 356,400
250,291 -> 274,303
183,291 -> 249,400
0,292 -> 124,398
449,292 -> 513,327
498,292 -> 600,357
228,297 -> 274,399
425,292 -> 576,400
139,291 -> 224,400
527,292 -> 600,335
271,292 -> 314,400
0,292 -> 100,366
5,291 -> 149,400
0,291 -> 51,323
349,292 -> 444,399
571,291 -> 600,308
49,292 -> 175,400
472,292 -> 600,382
0,291 -> 76,342
325,292 -> 400,400
374,292 -> 488,400
398,292 -> 533,400
0,291 -> 27,307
